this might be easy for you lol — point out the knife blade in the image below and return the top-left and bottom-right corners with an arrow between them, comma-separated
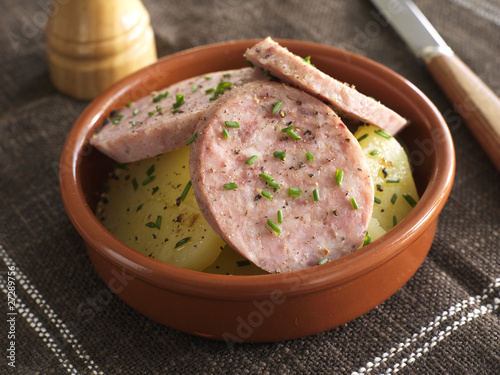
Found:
370,0 -> 500,172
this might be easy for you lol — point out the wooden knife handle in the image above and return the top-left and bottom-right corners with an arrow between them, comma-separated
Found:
425,52 -> 500,171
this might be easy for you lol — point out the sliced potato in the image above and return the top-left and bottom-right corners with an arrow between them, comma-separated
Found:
203,245 -> 269,275
96,146 -> 224,271
354,124 -> 419,232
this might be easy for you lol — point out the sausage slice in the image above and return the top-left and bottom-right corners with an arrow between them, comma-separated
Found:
244,37 -> 407,135
189,81 -> 374,273
90,68 -> 266,163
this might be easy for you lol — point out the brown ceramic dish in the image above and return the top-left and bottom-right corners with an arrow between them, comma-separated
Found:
59,39 -> 455,343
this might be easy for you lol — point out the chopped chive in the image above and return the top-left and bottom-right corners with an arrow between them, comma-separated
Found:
205,88 -> 215,94
204,76 -> 212,80
287,129 -> 301,140
146,164 -> 155,176
209,81 -> 232,100
152,91 -> 168,103
402,193 -> 417,207
288,187 -> 302,197
313,188 -> 320,202
132,109 -> 139,116
346,138 -> 351,142
281,125 -> 293,133
386,178 -> 400,183
136,203 -> 143,212
267,219 -> 281,235
146,215 -> 162,229
272,101 -> 282,114
273,150 -> 286,160
223,73 -> 231,78
277,210 -> 283,223
391,193 -> 397,204
222,127 -> 229,139
306,151 -> 315,162
335,168 -> 343,187
374,129 -> 392,139
126,101 -> 133,108
131,121 -> 137,126
112,119 -> 121,125
261,190 -> 273,200
171,109 -> 181,114
191,84 -> 198,92
148,111 -> 155,116
370,150 -> 380,156
302,55 -> 312,64
393,215 -> 398,227
175,237 -> 191,248
172,94 -> 185,109
223,182 -> 238,190
374,197 -> 382,204
357,134 -> 369,142
156,105 -> 162,112
318,258 -> 329,265
350,197 -> 359,209
245,59 -> 254,68
132,178 -> 138,191
259,172 -> 274,182
152,186 -> 159,195
245,155 -> 258,165
225,121 -> 240,128
142,175 -> 156,185
180,180 -> 192,202
186,132 -> 198,145
268,181 -> 281,189
236,260 -> 251,267
363,234 -> 372,246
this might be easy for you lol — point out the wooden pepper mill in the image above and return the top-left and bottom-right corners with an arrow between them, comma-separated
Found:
46,0 -> 157,100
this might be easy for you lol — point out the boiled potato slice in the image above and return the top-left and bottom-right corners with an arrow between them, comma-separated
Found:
203,245 -> 269,275
96,146 -> 224,271
354,124 -> 419,232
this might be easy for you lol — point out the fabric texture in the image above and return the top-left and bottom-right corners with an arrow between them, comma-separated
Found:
1,0 -> 499,374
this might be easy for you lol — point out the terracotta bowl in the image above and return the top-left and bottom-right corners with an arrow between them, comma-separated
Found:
59,39 -> 455,343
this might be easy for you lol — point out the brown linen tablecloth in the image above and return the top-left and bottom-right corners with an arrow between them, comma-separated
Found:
1,0 -> 499,374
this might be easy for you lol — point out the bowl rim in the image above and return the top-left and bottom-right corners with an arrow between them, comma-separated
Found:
59,38 -> 455,301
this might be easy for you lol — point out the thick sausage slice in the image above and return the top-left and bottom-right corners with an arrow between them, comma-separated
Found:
244,37 -> 407,135
189,81 -> 374,273
90,68 -> 266,163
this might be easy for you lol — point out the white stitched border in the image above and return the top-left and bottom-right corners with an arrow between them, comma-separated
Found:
1,244 -> 104,374
352,278 -> 500,374
0,274 -> 79,374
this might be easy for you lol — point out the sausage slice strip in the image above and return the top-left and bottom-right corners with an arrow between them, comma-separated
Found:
90,68 -> 266,163
190,81 -> 374,273
244,37 -> 407,135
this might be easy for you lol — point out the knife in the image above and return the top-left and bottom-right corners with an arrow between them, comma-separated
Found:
370,0 -> 500,171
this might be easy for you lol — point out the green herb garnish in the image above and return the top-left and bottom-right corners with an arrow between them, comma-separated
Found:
245,155 -> 258,165
180,180 -> 192,202
306,151 -> 315,162
318,258 -> 329,265
402,193 -> 417,207
357,134 -> 368,142
374,197 -> 381,204
272,101 -> 282,114
335,168 -> 343,187
277,210 -> 283,224
374,129 -> 392,139
313,188 -> 320,202
273,150 -> 286,160
261,190 -> 273,200
175,237 -> 191,248
267,219 -> 281,235
225,121 -> 240,128
172,94 -> 185,109
186,132 -> 198,145
391,193 -> 397,204
288,187 -> 302,197
259,172 -> 274,182
350,197 -> 359,209
224,182 -> 238,190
